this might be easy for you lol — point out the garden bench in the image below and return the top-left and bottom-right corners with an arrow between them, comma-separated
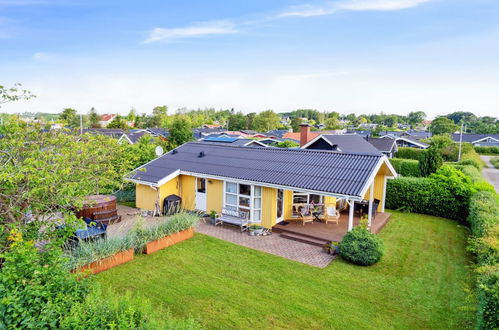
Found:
74,217 -> 108,240
215,208 -> 253,232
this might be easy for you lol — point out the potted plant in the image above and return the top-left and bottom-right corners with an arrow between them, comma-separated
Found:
209,210 -> 217,225
322,241 -> 340,255
248,224 -> 264,236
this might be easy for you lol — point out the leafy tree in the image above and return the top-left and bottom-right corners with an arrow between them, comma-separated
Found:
150,105 -> 168,127
88,107 -> 100,128
345,113 -> 356,122
275,140 -> 299,148
106,115 -> 128,129
245,112 -> 256,130
227,112 -> 246,131
126,107 -> 137,123
290,117 -> 303,132
446,111 -> 477,124
429,117 -> 459,135
384,115 -> 399,128
60,108 -> 77,126
134,113 -> 148,128
253,110 -> 280,132
419,147 -> 443,177
427,135 -> 454,150
407,111 -> 426,128
0,83 -> 35,107
168,116 -> 193,148
325,117 -> 342,130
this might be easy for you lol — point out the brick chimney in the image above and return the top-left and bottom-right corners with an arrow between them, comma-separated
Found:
300,123 -> 311,147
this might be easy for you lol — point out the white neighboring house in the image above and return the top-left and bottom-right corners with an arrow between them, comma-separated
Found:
99,114 -> 117,128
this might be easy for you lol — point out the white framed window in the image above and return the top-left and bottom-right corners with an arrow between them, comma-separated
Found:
292,191 -> 323,216
224,181 -> 262,222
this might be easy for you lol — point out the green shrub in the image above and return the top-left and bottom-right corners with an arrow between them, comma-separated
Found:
476,265 -> 499,330
475,146 -> 499,155
389,158 -> 421,177
466,191 -> 499,243
129,212 -> 199,253
456,158 -> 482,170
60,288 -> 201,329
65,235 -> 135,270
0,232 -> 89,328
490,157 -> 499,169
386,166 -> 473,221
418,147 -> 443,177
339,227 -> 384,266
395,147 -> 424,160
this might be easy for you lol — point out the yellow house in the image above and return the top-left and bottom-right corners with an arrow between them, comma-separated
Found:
127,142 -> 397,231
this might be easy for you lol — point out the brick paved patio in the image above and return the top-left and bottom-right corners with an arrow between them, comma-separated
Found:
196,221 -> 335,268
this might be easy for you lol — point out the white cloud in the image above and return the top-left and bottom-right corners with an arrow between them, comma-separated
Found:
144,20 -> 236,43
337,0 -> 434,11
277,0 -> 433,17
32,52 -> 52,61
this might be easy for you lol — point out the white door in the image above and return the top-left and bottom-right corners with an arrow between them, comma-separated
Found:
195,177 -> 207,212
276,189 -> 284,223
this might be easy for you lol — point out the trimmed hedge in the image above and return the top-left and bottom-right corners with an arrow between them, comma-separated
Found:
466,191 -> 499,329
395,147 -> 424,160
475,146 -> 499,155
386,166 -> 473,221
339,227 -> 384,266
389,158 -> 421,177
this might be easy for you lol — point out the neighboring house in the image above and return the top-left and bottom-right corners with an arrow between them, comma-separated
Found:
146,128 -> 169,139
193,128 -> 226,139
118,131 -> 148,144
451,133 -> 499,147
81,128 -> 125,139
199,136 -> 267,147
265,129 -> 291,139
127,142 -> 397,230
203,123 -> 223,129
99,114 -> 117,127
366,137 -> 398,158
380,135 -> 429,149
301,134 -> 382,154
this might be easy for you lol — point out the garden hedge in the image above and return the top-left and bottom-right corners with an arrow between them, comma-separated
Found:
389,158 -> 421,177
475,146 -> 499,155
465,191 -> 499,329
395,147 -> 424,160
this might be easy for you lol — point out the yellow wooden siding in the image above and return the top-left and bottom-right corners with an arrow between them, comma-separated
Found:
207,179 -> 223,213
135,183 -> 159,210
283,190 -> 293,219
180,175 -> 196,210
261,187 -> 277,228
363,174 -> 385,211
324,196 -> 337,206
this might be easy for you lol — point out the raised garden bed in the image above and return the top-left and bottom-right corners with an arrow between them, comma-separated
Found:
144,228 -> 194,255
73,248 -> 134,276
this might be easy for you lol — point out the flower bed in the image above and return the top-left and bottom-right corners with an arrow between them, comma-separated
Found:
74,248 -> 134,276
144,227 -> 194,254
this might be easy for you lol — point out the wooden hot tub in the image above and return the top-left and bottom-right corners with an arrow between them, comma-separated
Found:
76,195 -> 122,225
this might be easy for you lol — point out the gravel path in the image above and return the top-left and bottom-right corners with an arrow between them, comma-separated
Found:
481,156 -> 499,193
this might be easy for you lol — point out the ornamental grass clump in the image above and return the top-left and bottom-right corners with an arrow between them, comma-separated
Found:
129,212 -> 199,253
65,235 -> 135,270
339,227 -> 384,266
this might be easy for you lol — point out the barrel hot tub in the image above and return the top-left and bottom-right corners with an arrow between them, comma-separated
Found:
76,195 -> 122,225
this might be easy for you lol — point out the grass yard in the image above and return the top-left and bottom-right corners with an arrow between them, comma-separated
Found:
96,211 -> 475,329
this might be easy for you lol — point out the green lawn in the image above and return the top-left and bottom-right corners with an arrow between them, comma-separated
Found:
96,211 -> 474,329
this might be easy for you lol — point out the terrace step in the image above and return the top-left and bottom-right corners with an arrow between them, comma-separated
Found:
279,232 -> 330,247
97,215 -> 122,225
273,225 -> 331,242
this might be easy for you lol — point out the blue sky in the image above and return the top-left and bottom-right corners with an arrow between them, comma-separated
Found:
1,0 -> 498,117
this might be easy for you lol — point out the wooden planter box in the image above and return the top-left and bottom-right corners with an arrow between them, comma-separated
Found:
144,227 -> 194,255
74,248 -> 134,276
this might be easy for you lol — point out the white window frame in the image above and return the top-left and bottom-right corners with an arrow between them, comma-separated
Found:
292,191 -> 324,216
223,181 -> 262,222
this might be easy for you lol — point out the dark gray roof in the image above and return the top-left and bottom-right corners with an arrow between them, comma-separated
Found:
81,128 -> 125,138
367,137 -> 397,152
146,128 -> 169,138
125,131 -> 148,144
320,135 -> 382,154
265,130 -> 290,138
451,133 -> 499,143
128,142 -> 386,197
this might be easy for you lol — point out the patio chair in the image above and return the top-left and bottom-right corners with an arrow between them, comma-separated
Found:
320,204 -> 340,224
296,205 -> 314,226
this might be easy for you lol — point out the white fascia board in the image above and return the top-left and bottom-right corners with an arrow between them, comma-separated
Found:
472,136 -> 499,144
179,170 -> 363,201
301,135 -> 333,149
